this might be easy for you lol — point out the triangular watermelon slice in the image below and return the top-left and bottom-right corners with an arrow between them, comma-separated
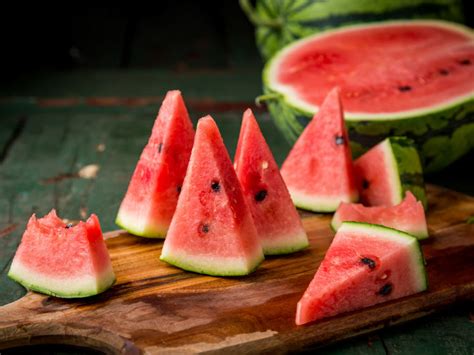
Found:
8,210 -> 115,298
160,116 -> 264,276
116,90 -> 195,238
234,109 -> 308,255
281,88 -> 358,212
331,192 -> 428,239
296,222 -> 427,325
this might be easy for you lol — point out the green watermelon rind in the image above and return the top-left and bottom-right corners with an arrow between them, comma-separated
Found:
115,212 -> 167,239
262,231 -> 309,255
262,20 -> 474,172
291,189 -> 359,213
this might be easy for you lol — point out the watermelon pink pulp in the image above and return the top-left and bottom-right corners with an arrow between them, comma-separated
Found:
116,90 -> 195,238
8,210 -> 115,298
234,109 -> 308,255
331,192 -> 428,239
281,88 -> 358,212
296,222 -> 427,325
160,116 -> 264,276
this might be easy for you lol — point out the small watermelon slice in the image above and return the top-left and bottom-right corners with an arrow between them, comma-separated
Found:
8,210 -> 115,298
354,137 -> 427,209
331,192 -> 428,239
116,90 -> 195,238
160,116 -> 264,276
296,222 -> 427,325
281,88 -> 358,212
234,109 -> 308,255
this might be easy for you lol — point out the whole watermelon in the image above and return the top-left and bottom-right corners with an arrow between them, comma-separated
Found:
240,0 -> 465,60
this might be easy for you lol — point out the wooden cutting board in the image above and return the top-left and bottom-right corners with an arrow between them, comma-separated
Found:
0,184 -> 473,354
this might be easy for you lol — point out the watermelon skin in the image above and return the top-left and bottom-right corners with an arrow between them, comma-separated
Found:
262,20 -> 474,172
354,137 -> 427,209
160,116 -> 264,276
116,90 -> 195,238
234,109 -> 308,255
296,222 -> 427,325
281,88 -> 358,212
8,211 -> 115,298
241,0 -> 465,61
331,192 -> 429,239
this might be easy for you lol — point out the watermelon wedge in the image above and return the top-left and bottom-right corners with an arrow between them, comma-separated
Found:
8,210 -> 115,298
160,116 -> 264,276
234,109 -> 308,255
354,137 -> 427,209
281,88 -> 358,212
116,90 -> 195,238
331,192 -> 428,239
296,222 -> 427,325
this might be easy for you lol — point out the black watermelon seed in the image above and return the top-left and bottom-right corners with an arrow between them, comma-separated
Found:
255,189 -> 268,202
438,69 -> 449,76
65,223 -> 73,229
201,224 -> 210,234
398,85 -> 412,92
458,58 -> 471,66
378,283 -> 393,296
177,185 -> 182,194
211,180 -> 220,192
335,135 -> 345,145
360,257 -> 376,270
362,179 -> 370,190
158,143 -> 163,153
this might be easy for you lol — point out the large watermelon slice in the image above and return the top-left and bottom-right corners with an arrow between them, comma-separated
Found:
262,20 -> 474,172
296,222 -> 427,325
8,210 -> 115,298
331,192 -> 428,239
281,88 -> 358,212
234,109 -> 308,255
160,116 -> 264,276
354,137 -> 427,209
116,90 -> 195,238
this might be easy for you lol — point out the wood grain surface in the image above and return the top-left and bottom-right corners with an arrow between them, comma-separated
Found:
0,184 -> 473,354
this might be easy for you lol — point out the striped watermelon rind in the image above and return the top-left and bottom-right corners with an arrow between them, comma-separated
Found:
262,20 -> 474,173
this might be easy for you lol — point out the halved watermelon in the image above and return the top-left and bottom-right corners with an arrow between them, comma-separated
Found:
281,88 -> 358,212
8,210 -> 115,298
160,116 -> 264,276
116,90 -> 195,238
234,109 -> 308,255
296,222 -> 427,325
354,137 -> 427,209
331,192 -> 428,239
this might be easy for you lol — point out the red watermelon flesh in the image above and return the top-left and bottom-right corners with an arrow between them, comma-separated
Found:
116,90 -> 195,238
8,210 -> 115,298
331,192 -> 428,239
234,109 -> 308,255
296,222 -> 427,325
160,116 -> 264,276
281,88 -> 358,212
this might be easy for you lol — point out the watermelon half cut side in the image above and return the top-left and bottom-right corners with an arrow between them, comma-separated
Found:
354,136 -> 427,209
331,191 -> 428,239
281,88 -> 358,212
116,90 -> 195,238
296,222 -> 427,325
263,20 -> 474,172
8,210 -> 115,298
234,109 -> 308,255
161,116 -> 264,276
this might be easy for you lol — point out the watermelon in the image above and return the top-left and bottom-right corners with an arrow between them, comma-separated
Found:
234,109 -> 308,255
241,0 -> 464,60
296,222 -> 427,325
160,116 -> 264,276
280,88 -> 358,212
116,90 -> 195,238
8,210 -> 115,298
262,20 -> 474,172
354,137 -> 427,209
331,192 -> 429,239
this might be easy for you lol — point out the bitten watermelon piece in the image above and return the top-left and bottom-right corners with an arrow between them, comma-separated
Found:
354,137 -> 427,209
281,88 -> 358,212
331,192 -> 428,239
116,90 -> 195,238
296,222 -> 427,325
8,210 -> 115,298
234,109 -> 308,255
160,116 -> 264,276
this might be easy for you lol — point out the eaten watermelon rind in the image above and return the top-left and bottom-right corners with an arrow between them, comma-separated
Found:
115,212 -> 167,238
